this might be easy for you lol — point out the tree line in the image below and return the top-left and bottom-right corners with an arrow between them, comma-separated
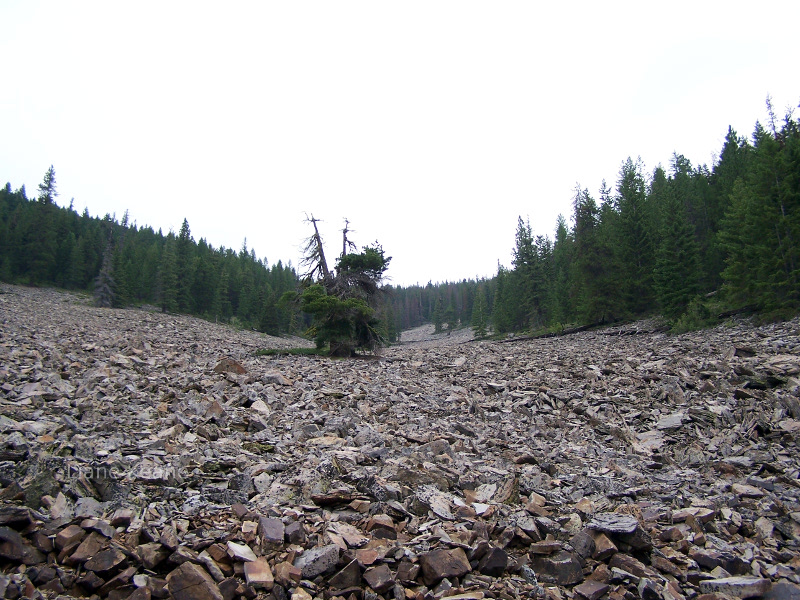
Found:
384,101 -> 800,337
3,100 -> 798,342
0,169 -> 300,334
488,101 -> 800,333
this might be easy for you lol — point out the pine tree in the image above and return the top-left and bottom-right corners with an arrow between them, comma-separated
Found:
94,243 -> 116,308
433,296 -> 444,333
491,265 -> 514,334
176,218 -> 195,312
471,285 -> 488,338
37,166 -> 58,205
158,237 -> 179,313
653,185 -> 702,319
550,214 -> 572,324
615,157 -> 655,314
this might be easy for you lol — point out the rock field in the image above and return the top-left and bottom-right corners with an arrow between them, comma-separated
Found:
1,284 -> 800,600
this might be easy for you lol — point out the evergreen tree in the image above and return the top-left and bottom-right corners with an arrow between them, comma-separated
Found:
550,214 -> 572,324
176,218 -> 195,312
37,165 -> 58,205
492,265 -> 514,334
471,284 -> 488,338
433,296 -> 444,333
94,243 -> 116,308
297,218 -> 391,355
157,237 -> 179,313
615,157 -> 655,314
653,184 -> 702,318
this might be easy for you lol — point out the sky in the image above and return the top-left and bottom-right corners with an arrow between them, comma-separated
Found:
2,2 -> 798,287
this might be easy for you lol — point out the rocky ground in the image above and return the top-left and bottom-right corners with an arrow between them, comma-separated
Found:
1,284 -> 800,600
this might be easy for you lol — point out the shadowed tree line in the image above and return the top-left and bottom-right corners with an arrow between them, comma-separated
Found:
0,170 -> 299,334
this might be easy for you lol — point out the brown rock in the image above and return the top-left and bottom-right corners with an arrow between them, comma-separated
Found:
167,562 -> 224,600
591,531 -> 618,560
0,527 -> 24,560
128,587 -> 152,600
363,563 -> 394,593
55,524 -> 86,550
575,580 -> 611,600
273,561 -> 302,587
419,548 -> 472,586
477,547 -> 508,577
68,532 -> 108,565
99,566 -> 138,597
84,547 -> 127,574
214,358 -> 246,374
159,526 -> 180,551
258,517 -> 285,548
396,561 -> 420,584
243,557 -> 274,590
529,540 -> 562,555
651,555 -> 683,578
529,551 -> 584,586
329,560 -> 362,590
137,542 -> 170,570
608,553 -> 657,579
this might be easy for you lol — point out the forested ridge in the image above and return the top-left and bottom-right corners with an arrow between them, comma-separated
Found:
2,102 -> 799,338
0,174 -> 299,335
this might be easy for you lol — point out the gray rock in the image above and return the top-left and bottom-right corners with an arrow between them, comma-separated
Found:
294,544 -> 340,578
699,577 -> 772,599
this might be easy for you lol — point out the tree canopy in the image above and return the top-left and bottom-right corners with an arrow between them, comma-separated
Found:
297,216 -> 391,356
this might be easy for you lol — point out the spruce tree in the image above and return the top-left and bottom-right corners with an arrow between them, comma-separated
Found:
433,296 -> 444,333
653,186 -> 702,319
93,243 -> 116,308
471,285 -> 488,338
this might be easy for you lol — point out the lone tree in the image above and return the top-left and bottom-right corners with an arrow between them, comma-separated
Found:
298,216 -> 391,356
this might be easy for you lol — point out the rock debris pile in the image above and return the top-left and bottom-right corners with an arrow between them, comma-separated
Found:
1,284 -> 800,600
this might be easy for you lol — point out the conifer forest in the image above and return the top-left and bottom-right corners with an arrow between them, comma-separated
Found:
2,103 -> 799,340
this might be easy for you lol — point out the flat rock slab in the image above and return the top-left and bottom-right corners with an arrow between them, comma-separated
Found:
699,577 -> 772,599
84,547 -> 127,574
226,541 -> 257,562
575,580 -> 611,600
764,583 -> 800,600
586,513 -> 640,534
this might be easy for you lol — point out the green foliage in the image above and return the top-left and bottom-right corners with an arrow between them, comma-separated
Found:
670,297 -> 715,333
295,221 -> 391,356
0,175 -> 301,331
301,284 -> 380,355
718,109 -> 800,312
93,244 -> 116,308
37,165 -> 57,204
433,296 -> 444,333
653,162 -> 703,319
471,285 -> 488,338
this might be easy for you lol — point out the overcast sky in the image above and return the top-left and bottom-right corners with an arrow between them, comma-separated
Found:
2,2 -> 797,287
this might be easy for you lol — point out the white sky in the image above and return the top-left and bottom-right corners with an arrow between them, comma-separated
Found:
2,2 -> 797,287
